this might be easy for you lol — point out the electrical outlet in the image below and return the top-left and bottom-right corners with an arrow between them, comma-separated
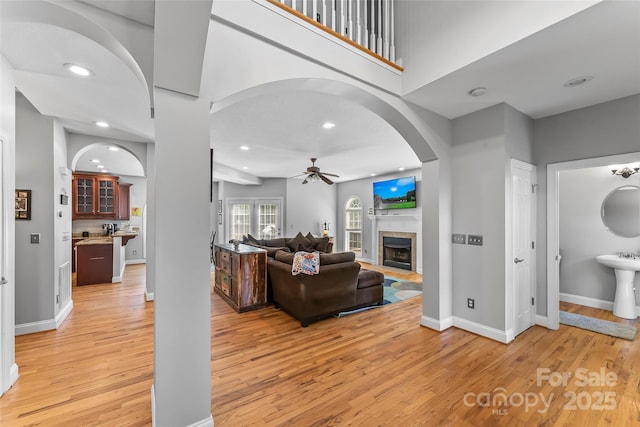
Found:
467,298 -> 475,309
452,233 -> 466,244
132,250 -> 137,255
468,235 -> 483,246
30,233 -> 40,244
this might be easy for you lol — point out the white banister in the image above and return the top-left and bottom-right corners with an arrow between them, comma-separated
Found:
265,0 -> 400,68
377,0 -> 382,55
383,0 -> 389,59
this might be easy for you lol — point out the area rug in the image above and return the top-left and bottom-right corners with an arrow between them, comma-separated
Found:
559,311 -> 637,341
335,276 -> 422,317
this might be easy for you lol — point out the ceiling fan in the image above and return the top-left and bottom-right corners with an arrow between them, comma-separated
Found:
301,158 -> 339,185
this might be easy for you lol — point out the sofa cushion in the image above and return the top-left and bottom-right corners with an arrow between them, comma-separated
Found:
305,233 -> 331,252
319,251 -> 356,265
357,269 -> 385,289
287,232 -> 314,252
265,238 -> 287,248
275,250 -> 295,264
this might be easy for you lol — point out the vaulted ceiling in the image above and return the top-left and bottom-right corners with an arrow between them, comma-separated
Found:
1,0 -> 638,182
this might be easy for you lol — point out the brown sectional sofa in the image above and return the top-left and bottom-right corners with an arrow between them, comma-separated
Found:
241,232 -> 333,257
267,250 -> 384,327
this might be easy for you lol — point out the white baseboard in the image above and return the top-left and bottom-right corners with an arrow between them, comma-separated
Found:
145,290 -> 155,301
536,315 -> 549,328
15,318 -> 56,336
420,315 -> 453,331
55,299 -> 73,328
16,300 -> 74,335
560,292 -> 613,311
9,363 -> 19,390
126,259 -> 146,265
151,384 -> 213,427
452,316 -> 511,344
559,292 -> 640,317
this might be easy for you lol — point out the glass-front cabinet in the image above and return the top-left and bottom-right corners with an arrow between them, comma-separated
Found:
72,173 -> 119,220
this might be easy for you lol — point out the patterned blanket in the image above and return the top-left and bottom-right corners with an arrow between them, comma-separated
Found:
291,251 -> 320,275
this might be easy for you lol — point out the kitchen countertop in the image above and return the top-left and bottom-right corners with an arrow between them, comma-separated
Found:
74,232 -> 139,246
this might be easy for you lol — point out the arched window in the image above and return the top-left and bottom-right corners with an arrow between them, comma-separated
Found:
345,197 -> 362,255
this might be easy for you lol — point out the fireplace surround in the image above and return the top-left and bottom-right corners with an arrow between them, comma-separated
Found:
377,231 -> 417,272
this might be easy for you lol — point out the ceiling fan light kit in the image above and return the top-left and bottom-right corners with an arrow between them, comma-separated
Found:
301,158 -> 339,185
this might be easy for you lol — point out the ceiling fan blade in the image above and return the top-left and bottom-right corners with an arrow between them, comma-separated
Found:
302,176 -> 310,184
321,172 -> 339,177
288,173 -> 306,179
319,174 -> 334,185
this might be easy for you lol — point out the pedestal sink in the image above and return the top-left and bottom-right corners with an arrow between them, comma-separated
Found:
596,254 -> 640,319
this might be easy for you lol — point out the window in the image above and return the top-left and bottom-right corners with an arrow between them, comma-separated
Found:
228,198 -> 282,241
345,197 -> 362,255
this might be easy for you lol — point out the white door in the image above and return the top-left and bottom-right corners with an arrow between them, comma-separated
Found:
0,137 -> 4,393
227,198 -> 282,241
512,160 -> 536,337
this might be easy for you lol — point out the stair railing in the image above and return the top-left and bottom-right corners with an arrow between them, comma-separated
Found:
265,0 -> 402,71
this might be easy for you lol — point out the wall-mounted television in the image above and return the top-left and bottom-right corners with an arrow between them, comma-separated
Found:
373,176 -> 416,210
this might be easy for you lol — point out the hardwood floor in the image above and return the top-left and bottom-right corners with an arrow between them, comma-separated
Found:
1,263 -> 639,426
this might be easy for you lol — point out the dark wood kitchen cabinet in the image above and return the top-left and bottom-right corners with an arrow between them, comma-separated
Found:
117,183 -> 131,220
72,173 -> 131,220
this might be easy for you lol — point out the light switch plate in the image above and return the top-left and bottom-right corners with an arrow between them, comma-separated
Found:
468,235 -> 483,246
452,233 -> 466,244
30,233 -> 40,244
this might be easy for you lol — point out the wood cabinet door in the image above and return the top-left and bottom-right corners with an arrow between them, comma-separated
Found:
117,183 -> 131,220
72,175 -> 96,219
72,173 -> 119,220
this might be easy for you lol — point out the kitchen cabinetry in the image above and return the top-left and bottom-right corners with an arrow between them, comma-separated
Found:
72,173 -> 131,220
76,241 -> 113,285
214,243 -> 267,312
117,183 -> 131,220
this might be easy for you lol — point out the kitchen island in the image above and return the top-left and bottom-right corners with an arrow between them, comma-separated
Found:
75,231 -> 138,285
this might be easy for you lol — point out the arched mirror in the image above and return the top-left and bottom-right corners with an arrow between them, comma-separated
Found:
601,185 -> 640,238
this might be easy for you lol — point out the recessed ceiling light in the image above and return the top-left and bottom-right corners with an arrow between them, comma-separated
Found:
90,159 -> 101,164
96,165 -> 104,169
243,166 -> 249,170
322,122 -> 336,129
107,146 -> 119,151
64,63 -> 93,77
101,170 -> 108,173
240,145 -> 250,151
95,121 -> 109,128
398,167 -> 405,171
370,173 -> 376,176
563,75 -> 593,87
468,87 -> 487,97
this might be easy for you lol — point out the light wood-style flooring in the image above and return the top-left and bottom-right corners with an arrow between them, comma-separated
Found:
1,263 -> 639,426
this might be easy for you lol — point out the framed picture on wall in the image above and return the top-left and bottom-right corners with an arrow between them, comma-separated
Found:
15,189 -> 32,220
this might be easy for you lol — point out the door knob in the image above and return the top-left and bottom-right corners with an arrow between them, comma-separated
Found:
514,258 -> 525,264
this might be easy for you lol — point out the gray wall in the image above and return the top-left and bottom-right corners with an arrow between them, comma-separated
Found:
336,169 -> 422,257
451,104 -> 507,330
559,166 -> 640,304
533,94 -> 640,315
15,94 -> 56,325
287,178 -> 337,238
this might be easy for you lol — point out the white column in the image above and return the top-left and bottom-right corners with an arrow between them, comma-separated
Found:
145,143 -> 156,301
153,87 -> 212,426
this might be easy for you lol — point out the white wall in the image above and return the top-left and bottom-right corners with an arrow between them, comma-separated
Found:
396,1 -> 597,94
533,94 -> 640,316
559,166 -> 640,304
0,54 -> 18,394
52,120 -> 72,317
15,93 -> 56,326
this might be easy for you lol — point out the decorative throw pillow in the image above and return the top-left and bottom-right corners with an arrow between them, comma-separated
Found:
314,237 -> 330,252
305,232 -> 320,250
287,232 -> 314,252
291,251 -> 320,276
246,234 -> 262,245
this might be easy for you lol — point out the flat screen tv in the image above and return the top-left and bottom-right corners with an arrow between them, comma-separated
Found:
373,176 -> 416,210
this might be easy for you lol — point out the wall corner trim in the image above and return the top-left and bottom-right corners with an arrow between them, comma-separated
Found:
420,315 -> 453,331
452,316 -> 511,344
145,290 -> 155,301
55,300 -> 73,329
